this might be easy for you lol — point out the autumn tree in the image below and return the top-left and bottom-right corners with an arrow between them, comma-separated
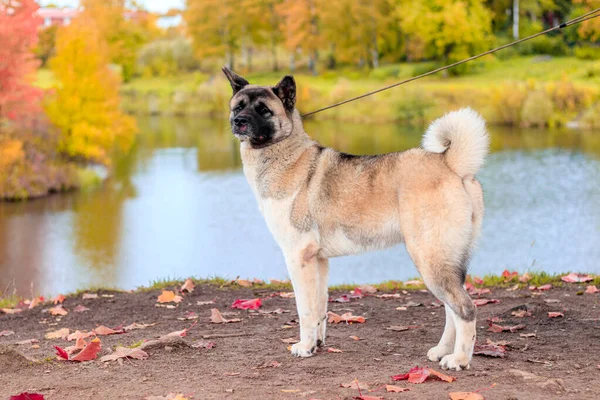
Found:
0,0 -> 43,125
276,0 -> 320,74
397,0 -> 492,73
45,16 -> 137,165
574,0 -> 600,42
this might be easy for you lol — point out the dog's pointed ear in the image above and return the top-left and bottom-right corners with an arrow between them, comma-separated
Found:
222,66 -> 249,94
273,75 -> 296,112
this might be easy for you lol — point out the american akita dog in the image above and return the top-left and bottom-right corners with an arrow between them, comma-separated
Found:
222,67 -> 489,371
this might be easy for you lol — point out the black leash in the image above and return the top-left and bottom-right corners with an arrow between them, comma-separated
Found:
302,8 -> 600,118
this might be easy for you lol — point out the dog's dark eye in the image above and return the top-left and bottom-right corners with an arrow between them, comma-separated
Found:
257,105 -> 270,115
233,104 -> 244,113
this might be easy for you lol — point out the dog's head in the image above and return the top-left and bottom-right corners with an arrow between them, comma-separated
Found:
222,66 -> 296,149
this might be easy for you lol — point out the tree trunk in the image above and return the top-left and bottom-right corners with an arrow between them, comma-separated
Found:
289,53 -> 295,73
513,0 -> 519,40
226,48 -> 234,71
271,39 -> 278,72
246,47 -> 253,72
371,37 -> 379,69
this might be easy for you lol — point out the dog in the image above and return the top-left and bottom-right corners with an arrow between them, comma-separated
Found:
222,66 -> 489,371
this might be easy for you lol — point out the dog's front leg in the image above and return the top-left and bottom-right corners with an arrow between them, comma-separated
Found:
285,246 -> 321,357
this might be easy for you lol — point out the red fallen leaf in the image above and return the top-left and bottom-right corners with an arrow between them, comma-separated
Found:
529,284 -> 552,291
548,312 -> 564,318
585,285 -> 599,294
519,272 -> 532,283
54,346 -> 69,360
473,276 -> 484,285
351,287 -> 363,298
53,294 -> 66,304
93,325 -> 124,336
73,305 -> 90,313
502,269 -> 518,282
327,347 -> 343,353
327,311 -> 366,324
210,308 -> 242,323
487,323 -> 526,333
392,366 -> 456,383
331,294 -> 351,303
473,343 -> 506,358
10,393 -> 45,400
157,290 -> 183,304
71,338 -> 101,362
449,392 -> 484,400
180,278 -> 195,293
473,298 -> 500,307
48,305 -> 68,316
28,297 -> 43,309
386,385 -> 410,393
231,298 -> 262,310
561,273 -> 593,283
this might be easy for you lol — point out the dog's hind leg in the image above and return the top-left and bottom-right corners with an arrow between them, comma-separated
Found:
426,303 -> 456,361
316,257 -> 329,347
285,243 -> 322,357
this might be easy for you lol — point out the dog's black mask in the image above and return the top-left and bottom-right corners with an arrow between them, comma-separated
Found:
229,88 -> 277,148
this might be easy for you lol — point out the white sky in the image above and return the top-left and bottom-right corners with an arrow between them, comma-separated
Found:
39,0 -> 185,13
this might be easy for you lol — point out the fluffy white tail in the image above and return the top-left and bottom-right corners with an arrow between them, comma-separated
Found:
422,107 -> 490,178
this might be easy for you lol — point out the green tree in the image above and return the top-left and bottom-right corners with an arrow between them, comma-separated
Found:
35,25 -> 58,67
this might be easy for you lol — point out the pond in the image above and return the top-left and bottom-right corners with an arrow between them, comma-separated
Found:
1,116 -> 599,297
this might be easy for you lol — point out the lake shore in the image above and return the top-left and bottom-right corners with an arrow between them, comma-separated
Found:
1,276 -> 599,399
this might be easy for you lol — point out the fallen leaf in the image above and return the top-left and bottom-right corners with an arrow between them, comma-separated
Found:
278,292 -> 295,298
100,346 -> 149,362
269,279 -> 290,285
327,347 -> 343,353
257,308 -> 289,315
502,269 -> 519,282
349,336 -> 360,341
561,273 -> 593,283
548,312 -> 564,318
71,338 -> 101,362
327,311 -> 366,324
180,278 -> 195,293
64,336 -> 88,354
473,298 -> 500,307
53,294 -> 66,304
66,330 -> 95,341
0,330 -> 15,336
511,310 -> 532,318
196,300 -> 215,306
331,295 -> 351,303
486,338 -> 510,346
520,333 -> 537,338
54,346 -> 69,360
506,284 -> 520,291
48,305 -> 68,316
82,293 -> 98,300
359,285 -> 377,294
404,279 -> 423,286
519,272 -> 532,283
487,316 -> 503,323
123,322 -> 156,331
15,338 -> 39,345
191,340 -> 216,349
162,320 -> 198,338
45,328 -> 70,340
280,389 -> 298,393
73,305 -> 90,313
155,304 -> 176,309
472,276 -> 484,285
28,297 -> 43,309
585,285 -> 599,294
231,298 -> 262,310
377,293 -> 401,299
395,306 -> 407,311
473,343 -> 506,358
157,290 -> 183,304
354,396 -> 383,400
387,325 -> 420,332
392,366 -> 456,383
236,279 -> 253,287
341,381 -> 369,390
529,284 -> 552,291
386,385 -> 410,393
255,360 -> 281,369
10,393 -> 45,400
101,294 -> 114,298
488,323 -> 526,333
281,337 -> 299,344
178,311 -> 199,320
210,308 -> 242,324
94,325 -> 124,336
401,301 -> 422,308
449,392 -> 484,400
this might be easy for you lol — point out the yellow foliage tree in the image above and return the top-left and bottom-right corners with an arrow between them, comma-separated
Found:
45,16 -> 137,165
574,0 -> 600,41
276,0 -> 321,73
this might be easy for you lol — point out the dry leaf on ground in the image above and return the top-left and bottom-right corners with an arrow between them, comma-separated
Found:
191,340 -> 216,349
392,366 -> 456,384
511,310 -> 532,318
15,338 -> 39,345
585,285 -> 598,294
71,338 -> 101,362
162,321 -> 198,338
449,392 -> 484,400
28,297 -> 43,309
473,343 -> 506,358
210,308 -> 241,324
73,305 -> 90,313
53,294 -> 66,304
0,330 -> 14,336
472,298 -> 500,307
358,285 -> 377,294
45,328 -> 70,340
236,279 -> 253,287
82,293 -> 98,300
123,322 -> 157,331
278,292 -> 295,298
94,325 -> 124,336
48,305 -> 68,316
1,308 -> 22,314
520,333 -> 537,338
548,312 -> 564,318
100,346 -> 149,362
386,385 -> 410,393
327,347 -> 343,353
488,323 -> 526,333
387,325 -> 420,332
519,272 -> 532,283
180,278 -> 195,293
66,330 -> 94,341
157,290 -> 183,304
327,311 -> 365,324
561,273 -> 593,283
502,270 -> 518,282
529,284 -> 552,291
281,337 -> 298,344
404,279 -> 423,286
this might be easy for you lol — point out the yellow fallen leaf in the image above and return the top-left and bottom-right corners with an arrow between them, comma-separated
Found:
157,290 -> 183,304
449,392 -> 484,400
236,279 -> 253,287
180,278 -> 195,293
45,328 -> 70,340
48,305 -> 68,316
386,384 -> 410,393
53,294 -> 66,304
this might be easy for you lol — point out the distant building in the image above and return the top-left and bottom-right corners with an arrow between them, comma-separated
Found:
37,8 -> 80,27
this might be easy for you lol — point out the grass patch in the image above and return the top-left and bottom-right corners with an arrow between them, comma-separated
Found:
0,295 -> 20,309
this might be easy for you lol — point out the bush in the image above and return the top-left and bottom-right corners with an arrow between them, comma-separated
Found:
546,77 -> 594,113
521,90 -> 554,127
580,103 -> 600,129
575,46 -> 600,60
137,37 -> 199,77
490,83 -> 528,125
529,36 -> 568,56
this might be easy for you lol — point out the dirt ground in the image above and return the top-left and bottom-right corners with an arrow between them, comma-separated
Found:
1,283 -> 599,400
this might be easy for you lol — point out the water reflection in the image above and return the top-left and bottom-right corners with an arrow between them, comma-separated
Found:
0,116 -> 598,297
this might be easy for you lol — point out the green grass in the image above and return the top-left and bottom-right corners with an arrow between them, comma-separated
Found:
0,295 -> 20,309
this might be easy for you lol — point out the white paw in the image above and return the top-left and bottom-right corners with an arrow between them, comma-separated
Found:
427,345 -> 453,362
440,353 -> 471,371
290,342 -> 316,358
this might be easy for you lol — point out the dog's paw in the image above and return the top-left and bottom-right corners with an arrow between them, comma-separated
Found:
440,353 -> 471,371
427,345 -> 453,362
290,342 -> 316,358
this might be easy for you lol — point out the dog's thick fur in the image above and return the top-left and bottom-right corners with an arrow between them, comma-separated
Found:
223,67 -> 489,371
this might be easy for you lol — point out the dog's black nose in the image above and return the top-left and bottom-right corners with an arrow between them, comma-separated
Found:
233,116 -> 248,126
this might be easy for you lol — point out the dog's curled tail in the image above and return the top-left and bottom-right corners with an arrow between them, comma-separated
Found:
422,107 -> 490,178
